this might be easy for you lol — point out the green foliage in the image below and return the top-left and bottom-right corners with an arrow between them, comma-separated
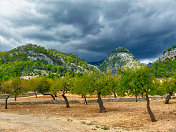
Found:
165,44 -> 176,52
70,70 -> 116,97
111,47 -> 130,54
0,43 -> 89,78
149,58 -> 176,78
120,65 -> 157,96
163,50 -> 167,55
50,75 -> 72,95
89,70 -> 112,96
1,77 -> 28,95
106,70 -> 121,96
0,60 -> 74,78
158,75 -> 176,95
70,72 -> 92,96
172,45 -> 176,49
29,77 -> 52,94
168,47 -> 172,52
101,125 -> 110,130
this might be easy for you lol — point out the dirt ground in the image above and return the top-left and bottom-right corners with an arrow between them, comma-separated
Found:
0,112 -> 100,132
0,95 -> 176,132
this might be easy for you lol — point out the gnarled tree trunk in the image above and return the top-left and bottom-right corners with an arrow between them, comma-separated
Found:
14,93 -> 17,101
84,96 -> 87,105
135,95 -> 138,102
62,92 -> 70,108
97,92 -> 106,113
146,94 -> 156,122
5,95 -> 10,109
165,92 -> 173,104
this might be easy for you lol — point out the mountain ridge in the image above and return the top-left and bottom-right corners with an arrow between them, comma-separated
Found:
0,43 -> 96,78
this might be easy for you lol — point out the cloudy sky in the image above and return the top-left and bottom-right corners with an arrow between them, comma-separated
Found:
0,0 -> 176,63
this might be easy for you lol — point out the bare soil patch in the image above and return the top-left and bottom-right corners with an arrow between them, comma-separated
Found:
0,95 -> 176,132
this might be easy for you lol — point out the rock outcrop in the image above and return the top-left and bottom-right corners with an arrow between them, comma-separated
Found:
158,48 -> 176,61
99,47 -> 138,73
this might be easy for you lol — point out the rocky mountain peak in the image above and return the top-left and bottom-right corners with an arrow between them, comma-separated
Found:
110,47 -> 131,55
99,46 -> 137,73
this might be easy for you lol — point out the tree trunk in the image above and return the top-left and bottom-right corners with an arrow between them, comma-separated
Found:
62,92 -> 70,108
113,92 -> 117,98
146,94 -> 157,122
41,92 -> 55,100
34,92 -> 37,98
165,92 -> 173,104
5,95 -> 10,109
15,93 -> 17,101
84,96 -> 87,105
97,92 -> 106,113
135,95 -> 138,102
14,90 -> 17,101
51,95 -> 56,100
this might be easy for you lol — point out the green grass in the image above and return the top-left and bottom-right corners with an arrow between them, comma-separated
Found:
101,125 -> 110,130
87,122 -> 93,125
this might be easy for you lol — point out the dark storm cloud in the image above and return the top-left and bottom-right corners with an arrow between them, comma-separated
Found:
1,0 -> 176,63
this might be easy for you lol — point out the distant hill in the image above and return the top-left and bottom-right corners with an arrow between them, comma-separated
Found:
158,45 -> 176,61
149,45 -> 176,78
99,47 -> 138,73
0,43 -> 95,78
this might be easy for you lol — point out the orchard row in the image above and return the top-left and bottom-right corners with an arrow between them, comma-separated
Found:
0,64 -> 175,122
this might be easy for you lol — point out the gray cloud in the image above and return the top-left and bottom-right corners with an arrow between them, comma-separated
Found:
0,0 -> 176,62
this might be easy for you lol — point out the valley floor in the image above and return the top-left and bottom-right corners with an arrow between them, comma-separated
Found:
0,95 -> 176,132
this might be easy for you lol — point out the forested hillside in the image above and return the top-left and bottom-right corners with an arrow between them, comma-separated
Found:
0,43 -> 94,79
149,45 -> 176,78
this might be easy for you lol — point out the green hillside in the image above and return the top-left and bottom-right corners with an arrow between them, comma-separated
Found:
0,43 -> 92,79
150,45 -> 176,78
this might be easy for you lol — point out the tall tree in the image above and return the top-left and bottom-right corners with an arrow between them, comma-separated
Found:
120,65 -> 157,122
